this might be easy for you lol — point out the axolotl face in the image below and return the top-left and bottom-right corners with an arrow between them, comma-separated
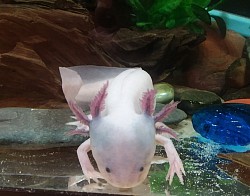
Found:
89,113 -> 156,188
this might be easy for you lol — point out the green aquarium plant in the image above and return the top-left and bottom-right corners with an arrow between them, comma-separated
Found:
127,0 -> 225,34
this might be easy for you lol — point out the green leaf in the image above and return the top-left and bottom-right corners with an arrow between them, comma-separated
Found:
168,2 -> 194,26
211,15 -> 227,38
127,0 -> 223,30
165,18 -> 175,29
136,22 -> 151,27
191,4 -> 211,25
150,0 -> 182,15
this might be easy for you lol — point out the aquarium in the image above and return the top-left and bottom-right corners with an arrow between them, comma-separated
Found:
0,0 -> 249,195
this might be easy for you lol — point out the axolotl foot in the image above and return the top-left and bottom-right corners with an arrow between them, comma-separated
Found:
155,134 -> 186,185
152,100 -> 185,184
77,139 -> 104,184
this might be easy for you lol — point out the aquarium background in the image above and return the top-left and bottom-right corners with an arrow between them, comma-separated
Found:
212,0 -> 250,17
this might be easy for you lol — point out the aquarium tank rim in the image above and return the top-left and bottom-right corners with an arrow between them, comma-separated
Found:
209,9 -> 250,37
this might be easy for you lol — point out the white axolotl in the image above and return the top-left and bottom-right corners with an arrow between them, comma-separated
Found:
59,65 -> 185,188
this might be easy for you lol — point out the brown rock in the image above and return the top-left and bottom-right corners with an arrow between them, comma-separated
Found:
185,27 -> 246,94
222,85 -> 250,101
226,58 -> 250,88
93,28 -> 204,81
0,6 -> 111,108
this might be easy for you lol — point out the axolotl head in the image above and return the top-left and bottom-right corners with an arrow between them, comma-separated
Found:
89,113 -> 156,188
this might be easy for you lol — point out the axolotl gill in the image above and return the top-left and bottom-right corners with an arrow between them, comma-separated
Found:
59,66 -> 185,188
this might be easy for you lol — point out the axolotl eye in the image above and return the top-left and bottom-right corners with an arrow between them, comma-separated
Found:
139,167 -> 144,172
106,167 -> 111,173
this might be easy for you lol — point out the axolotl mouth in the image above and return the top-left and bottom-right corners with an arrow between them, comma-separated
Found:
99,163 -> 152,188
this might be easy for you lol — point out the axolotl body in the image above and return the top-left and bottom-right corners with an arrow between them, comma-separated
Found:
59,66 -> 185,188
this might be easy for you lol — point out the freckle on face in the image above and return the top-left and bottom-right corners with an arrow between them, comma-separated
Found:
106,167 -> 111,173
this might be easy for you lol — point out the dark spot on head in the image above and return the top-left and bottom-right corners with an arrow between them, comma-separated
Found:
106,167 -> 111,173
139,167 -> 144,172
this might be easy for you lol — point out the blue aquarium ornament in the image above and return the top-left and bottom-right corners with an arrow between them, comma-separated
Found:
192,103 -> 250,148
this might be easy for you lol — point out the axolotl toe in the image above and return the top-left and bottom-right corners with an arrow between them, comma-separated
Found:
59,66 -> 185,188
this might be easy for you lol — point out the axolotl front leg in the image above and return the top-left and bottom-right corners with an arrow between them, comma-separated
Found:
155,135 -> 185,184
67,83 -> 110,183
77,139 -> 103,183
67,103 -> 104,183
144,90 -> 186,185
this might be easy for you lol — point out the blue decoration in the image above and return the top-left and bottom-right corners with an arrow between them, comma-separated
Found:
192,103 -> 250,146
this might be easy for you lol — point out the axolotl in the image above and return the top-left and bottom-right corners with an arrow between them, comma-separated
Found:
59,65 -> 185,188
